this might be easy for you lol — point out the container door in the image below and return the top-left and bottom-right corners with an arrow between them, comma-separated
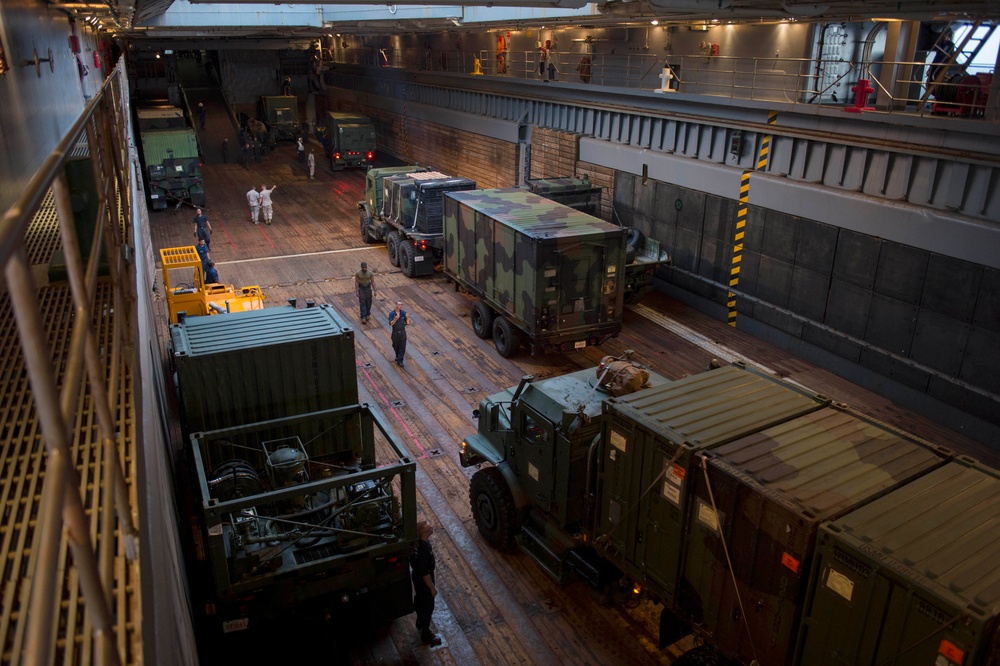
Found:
634,438 -> 689,608
518,406 -> 555,512
555,243 -> 604,331
598,412 -> 643,563
494,223 -> 515,311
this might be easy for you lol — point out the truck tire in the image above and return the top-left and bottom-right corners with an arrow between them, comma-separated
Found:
492,316 -> 522,358
625,228 -> 644,264
386,231 -> 401,267
470,300 -> 495,339
470,467 -> 518,551
359,210 -> 378,244
399,241 -> 416,277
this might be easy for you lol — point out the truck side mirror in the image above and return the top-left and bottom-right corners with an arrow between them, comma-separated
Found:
488,404 -> 500,431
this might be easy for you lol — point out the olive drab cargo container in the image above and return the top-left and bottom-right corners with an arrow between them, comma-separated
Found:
190,404 -> 417,633
443,188 -> 628,357
168,304 -> 358,440
259,95 -> 299,140
526,176 -> 602,217
797,458 -> 1000,666
598,364 -> 831,611
323,111 -> 376,170
677,408 -> 952,666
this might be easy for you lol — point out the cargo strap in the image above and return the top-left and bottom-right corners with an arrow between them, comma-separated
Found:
701,461 -> 761,666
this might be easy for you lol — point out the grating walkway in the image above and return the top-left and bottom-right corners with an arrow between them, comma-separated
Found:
0,252 -> 139,664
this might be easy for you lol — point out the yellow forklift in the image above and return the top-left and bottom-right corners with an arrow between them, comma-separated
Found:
160,246 -> 266,324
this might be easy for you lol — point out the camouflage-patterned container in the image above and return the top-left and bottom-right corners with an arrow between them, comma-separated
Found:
443,188 -> 627,356
797,458 -> 1000,666
680,407 -> 952,666
169,304 -> 358,439
527,176 -> 602,217
598,364 -> 830,612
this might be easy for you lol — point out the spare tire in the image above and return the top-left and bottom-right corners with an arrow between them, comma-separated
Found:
625,228 -> 645,263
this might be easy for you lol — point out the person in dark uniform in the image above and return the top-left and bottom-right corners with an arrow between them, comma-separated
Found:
354,262 -> 377,323
193,208 -> 211,249
197,102 -> 206,130
203,260 -> 219,284
195,238 -> 210,271
389,300 -> 410,367
409,520 -> 442,647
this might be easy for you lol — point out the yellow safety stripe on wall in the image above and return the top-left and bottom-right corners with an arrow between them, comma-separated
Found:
728,111 -> 777,327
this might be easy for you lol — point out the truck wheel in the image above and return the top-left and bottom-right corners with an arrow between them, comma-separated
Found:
386,231 -> 401,267
470,467 -> 518,551
359,211 -> 378,243
470,300 -> 495,339
399,241 -> 416,277
492,317 -> 522,358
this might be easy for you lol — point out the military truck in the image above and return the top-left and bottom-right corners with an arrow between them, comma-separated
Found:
136,105 -> 204,210
171,303 -> 417,637
357,165 -> 428,243
321,111 -> 376,170
379,171 -> 477,277
460,360 -> 978,664
258,95 -> 300,141
443,188 -> 668,357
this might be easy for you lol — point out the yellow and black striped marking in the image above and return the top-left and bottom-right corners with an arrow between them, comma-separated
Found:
728,111 -> 777,327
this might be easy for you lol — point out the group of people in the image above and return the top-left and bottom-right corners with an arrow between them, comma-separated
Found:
192,208 -> 219,284
245,184 -> 277,225
354,261 -> 411,368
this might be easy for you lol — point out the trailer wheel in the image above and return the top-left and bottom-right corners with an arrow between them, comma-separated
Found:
625,227 -> 645,264
359,210 -> 378,243
492,317 -> 522,358
386,231 -> 401,267
470,300 -> 495,339
399,241 -> 416,277
470,467 -> 518,551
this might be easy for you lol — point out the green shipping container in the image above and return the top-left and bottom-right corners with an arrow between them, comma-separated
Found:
169,304 -> 358,438
443,188 -> 626,352
681,407 -> 953,666
598,364 -> 830,610
526,176 -> 602,217
798,458 -> 1000,666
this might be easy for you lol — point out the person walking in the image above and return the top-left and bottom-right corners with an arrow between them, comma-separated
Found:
354,262 -> 377,323
409,520 -> 442,647
197,102 -> 206,130
307,149 -> 316,179
246,185 -> 260,224
242,142 -> 252,169
259,184 -> 276,225
195,237 -> 210,271
297,137 -> 305,163
203,260 -> 219,284
193,208 -> 211,249
389,300 -> 410,367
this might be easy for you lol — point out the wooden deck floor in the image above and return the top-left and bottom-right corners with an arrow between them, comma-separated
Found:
149,142 -> 994,665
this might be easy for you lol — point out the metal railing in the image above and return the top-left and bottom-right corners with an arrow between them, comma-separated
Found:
0,60 -> 137,665
334,46 -> 994,119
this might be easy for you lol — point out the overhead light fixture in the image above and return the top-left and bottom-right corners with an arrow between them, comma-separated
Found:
651,20 -> 659,25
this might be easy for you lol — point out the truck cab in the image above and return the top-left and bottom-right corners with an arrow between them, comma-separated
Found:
461,357 -> 667,582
